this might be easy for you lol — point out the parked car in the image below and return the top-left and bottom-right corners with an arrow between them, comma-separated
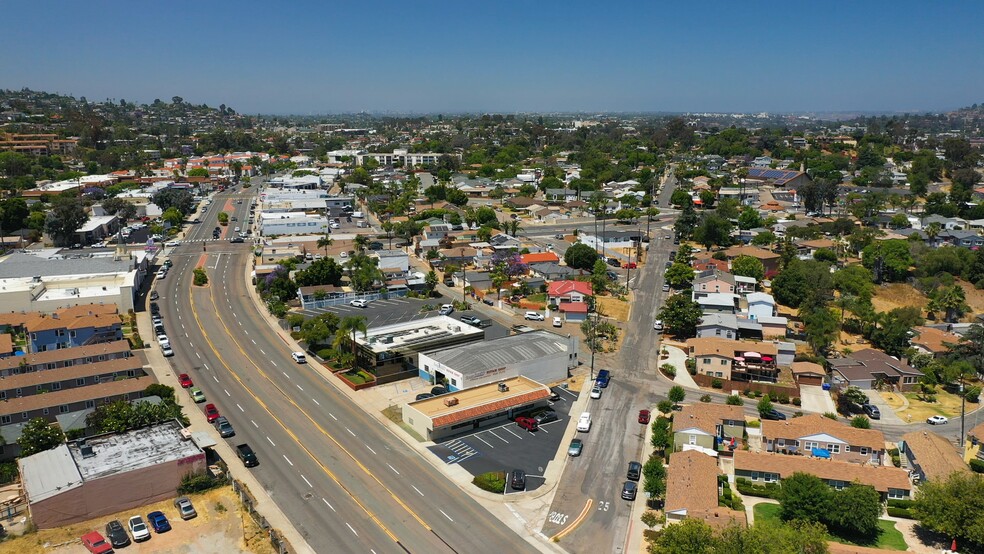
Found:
595,369 -> 611,388
415,393 -> 434,401
927,415 -> 949,425
147,511 -> 170,533
761,408 -> 786,421
443,277 -> 455,286
621,480 -> 638,501
638,409 -> 651,424
150,290 -> 159,301
189,387 -> 206,403
515,416 -> 539,432
150,302 -> 160,315
104,519 -> 130,548
524,311 -> 545,321
460,315 -> 482,326
178,374 -> 193,388
510,469 -> 526,491
862,404 -> 881,420
165,241 -> 181,247
552,317 -> 563,327
431,386 -> 447,396
157,334 -> 169,345
662,284 -> 670,292
214,416 -> 235,438
204,403 -> 220,423
624,262 -> 637,269
128,515 -> 150,542
653,319 -> 663,331
350,299 -> 369,308
81,531 -> 113,554
533,410 -> 559,425
590,387 -> 602,399
291,351 -> 307,363
627,461 -> 642,481
606,257 -> 621,267
173,496 -> 197,520
161,344 -> 174,357
237,443 -> 259,467
577,412 -> 592,432
567,438 -> 583,457
439,304 -> 454,316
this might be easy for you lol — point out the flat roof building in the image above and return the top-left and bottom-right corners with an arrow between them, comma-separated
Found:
417,330 -> 577,391
20,420 -> 206,528
403,375 -> 551,440
352,315 -> 484,381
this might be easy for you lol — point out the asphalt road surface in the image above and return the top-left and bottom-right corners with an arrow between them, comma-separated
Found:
153,189 -> 539,554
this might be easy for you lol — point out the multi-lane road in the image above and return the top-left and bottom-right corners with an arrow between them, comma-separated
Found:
154,188 -> 540,554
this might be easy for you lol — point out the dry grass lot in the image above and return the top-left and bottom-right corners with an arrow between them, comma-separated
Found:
4,487 -> 273,554
596,295 -> 630,322
879,389 -> 967,421
871,283 -> 927,314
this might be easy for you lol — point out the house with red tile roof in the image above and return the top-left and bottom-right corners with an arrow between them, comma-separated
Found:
519,252 -> 559,265
547,281 -> 592,304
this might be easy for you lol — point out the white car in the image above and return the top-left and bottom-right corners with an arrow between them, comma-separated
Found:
552,317 -> 563,327
157,334 -> 169,345
439,304 -> 454,316
128,515 -> 151,542
350,299 -> 369,308
653,319 -> 663,331
590,387 -> 602,399
576,412 -> 592,432
156,270 -> 167,279
291,351 -> 307,363
165,240 -> 181,247
330,222 -> 341,229
524,312 -> 545,321
161,344 -> 174,357
926,415 -> 949,425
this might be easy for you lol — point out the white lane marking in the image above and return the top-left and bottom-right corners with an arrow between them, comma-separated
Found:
251,420 -> 258,428
237,404 -> 244,412
251,339 -> 256,345
243,330 -> 248,335
184,332 -> 189,338
301,474 -> 312,488
224,389 -> 231,397
238,321 -> 243,326
439,509 -> 454,522
267,436 -> 276,446
271,361 -> 277,367
195,352 -> 201,359
474,435 -> 494,448
212,375 -> 219,383
283,455 -> 293,466
203,363 -> 209,370
345,523 -> 358,537
365,444 -> 377,455
489,430 -> 509,443
505,427 -> 523,440
387,463 -> 400,475
411,485 -> 424,496
296,384 -> 304,391
346,428 -> 356,437
322,498 -> 335,512
283,371 -> 290,379
260,348 -> 266,355
312,398 -> 321,406
329,413 -> 337,421
181,323 -> 186,330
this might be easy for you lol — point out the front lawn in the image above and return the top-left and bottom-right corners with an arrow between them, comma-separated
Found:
753,503 -> 907,551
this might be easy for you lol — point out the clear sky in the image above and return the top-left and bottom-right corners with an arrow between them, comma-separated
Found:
4,1 -> 983,114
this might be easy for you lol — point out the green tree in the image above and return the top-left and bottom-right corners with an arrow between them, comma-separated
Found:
850,415 -> 871,429
870,306 -> 923,358
670,188 -> 692,208
187,167 -> 209,177
730,255 -> 764,282
650,417 -> 672,453
161,207 -> 184,227
663,263 -> 695,289
827,484 -> 882,537
832,265 -> 874,301
771,259 -> 833,309
336,315 -> 368,364
738,206 -> 763,230
642,456 -> 667,498
657,294 -> 703,337
693,214 -> 733,249
354,234 -> 370,252
17,418 -> 66,456
345,253 -> 384,292
295,257 -> 344,287
144,383 -> 176,401
0,197 -> 30,233
802,306 -> 839,355
317,234 -> 333,256
591,259 -> 608,296
779,472 -> 831,524
913,471 -> 984,548
757,395 -> 774,417
152,189 -> 194,215
44,196 -> 88,246
101,197 -> 136,221
716,520 -> 829,554
862,239 -> 912,283
927,284 -> 969,323
751,231 -> 776,247
668,385 -> 686,405
650,518 -> 716,554
564,242 -> 599,270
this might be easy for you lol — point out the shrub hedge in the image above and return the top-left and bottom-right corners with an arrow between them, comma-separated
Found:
472,471 -> 506,494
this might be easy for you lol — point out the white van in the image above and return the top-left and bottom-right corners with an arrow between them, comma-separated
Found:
577,412 -> 592,432
351,211 -> 364,218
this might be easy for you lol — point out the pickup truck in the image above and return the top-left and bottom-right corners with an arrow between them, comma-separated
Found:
236,443 -> 259,467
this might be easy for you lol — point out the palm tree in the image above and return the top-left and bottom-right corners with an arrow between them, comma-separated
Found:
317,234 -> 333,256
354,234 -> 369,252
336,315 -> 368,368
382,220 -> 394,249
924,222 -> 942,246
507,219 -> 522,237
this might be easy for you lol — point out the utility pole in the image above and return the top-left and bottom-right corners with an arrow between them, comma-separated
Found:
460,247 -> 467,304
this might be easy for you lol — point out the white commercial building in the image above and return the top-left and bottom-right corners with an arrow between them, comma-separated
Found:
259,212 -> 330,236
417,330 -> 578,391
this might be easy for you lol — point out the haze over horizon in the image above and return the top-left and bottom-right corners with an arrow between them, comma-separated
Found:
4,0 -> 983,115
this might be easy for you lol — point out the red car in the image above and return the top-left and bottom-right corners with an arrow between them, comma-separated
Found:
81,531 -> 114,554
625,262 -> 638,269
515,416 -> 538,432
638,409 -> 651,424
204,403 -> 220,423
178,373 -> 193,388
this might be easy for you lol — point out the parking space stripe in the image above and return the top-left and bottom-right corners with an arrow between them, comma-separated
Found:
488,430 -> 509,443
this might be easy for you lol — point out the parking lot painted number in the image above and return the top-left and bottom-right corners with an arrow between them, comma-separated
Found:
597,501 -> 610,512
548,511 -> 569,526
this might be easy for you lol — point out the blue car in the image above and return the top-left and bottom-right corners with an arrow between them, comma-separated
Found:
147,510 -> 171,533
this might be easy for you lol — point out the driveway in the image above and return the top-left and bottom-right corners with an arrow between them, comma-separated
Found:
865,390 -> 906,424
798,385 -> 837,414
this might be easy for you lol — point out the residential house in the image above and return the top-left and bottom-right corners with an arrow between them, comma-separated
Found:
910,326 -> 962,358
899,431 -> 969,483
26,312 -> 122,353
579,230 -> 640,251
519,252 -> 560,266
544,188 -> 579,203
795,238 -> 837,260
692,270 -> 736,300
692,257 -> 730,273
761,414 -> 886,465
547,281 -> 592,305
965,422 -> 984,464
919,214 -> 967,231
827,349 -> 922,391
528,262 -> 578,281
696,314 -> 762,340
423,223 -> 454,241
504,197 -> 539,210
723,245 -> 781,277
744,168 -> 812,190
697,293 -> 739,315
664,450 -> 746,528
672,403 -> 746,454
938,230 -> 984,248
790,361 -> 825,386
746,292 -> 775,321
734,275 -> 757,294
733,450 -> 912,501
686,337 -> 779,383
461,270 -> 492,293
0,334 -> 13,358
488,232 -> 521,251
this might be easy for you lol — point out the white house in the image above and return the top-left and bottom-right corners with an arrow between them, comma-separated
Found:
259,213 -> 330,236
746,292 -> 776,321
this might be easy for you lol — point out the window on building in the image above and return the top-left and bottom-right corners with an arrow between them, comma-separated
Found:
76,378 -> 85,386
828,444 -> 840,454
703,358 -> 711,364
85,400 -> 95,409
59,405 -> 69,413
15,388 -> 22,397
721,359 -> 728,365
21,412 -> 28,420
859,447 -> 869,455
42,408 -> 49,415
750,471 -> 759,481
763,473 -> 777,483
888,488 -> 906,500
0,415 -> 9,424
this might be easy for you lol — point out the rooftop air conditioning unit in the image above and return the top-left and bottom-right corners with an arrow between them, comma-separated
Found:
498,382 -> 509,393
443,397 -> 458,407
80,444 -> 95,459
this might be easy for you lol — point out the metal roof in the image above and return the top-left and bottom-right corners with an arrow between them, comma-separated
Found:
423,330 -> 572,378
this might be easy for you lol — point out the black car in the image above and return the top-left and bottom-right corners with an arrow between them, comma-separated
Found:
415,393 -> 434,401
862,404 -> 881,420
627,461 -> 642,481
230,236 -> 245,243
510,469 -> 526,491
621,480 -> 638,501
431,386 -> 448,396
150,302 -> 160,315
606,257 -> 622,267
761,408 -> 787,421
105,519 -> 131,548
532,410 -> 559,425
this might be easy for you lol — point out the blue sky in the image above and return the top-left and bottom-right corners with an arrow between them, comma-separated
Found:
4,1 -> 983,114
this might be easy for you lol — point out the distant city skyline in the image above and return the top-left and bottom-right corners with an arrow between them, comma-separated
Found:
4,1 -> 983,115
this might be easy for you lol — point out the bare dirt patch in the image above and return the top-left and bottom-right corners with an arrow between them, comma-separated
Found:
871,283 -> 927,314
7,486 -> 270,554
596,296 -> 630,322
956,279 -> 984,320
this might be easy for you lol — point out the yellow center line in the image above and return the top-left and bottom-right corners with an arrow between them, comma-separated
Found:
551,499 -> 593,542
187,269 -> 401,544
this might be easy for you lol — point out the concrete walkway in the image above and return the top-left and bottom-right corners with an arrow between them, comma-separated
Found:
660,344 -> 698,390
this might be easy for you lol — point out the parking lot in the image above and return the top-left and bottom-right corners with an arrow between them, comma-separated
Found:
298,296 -> 510,339
426,385 -> 579,493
